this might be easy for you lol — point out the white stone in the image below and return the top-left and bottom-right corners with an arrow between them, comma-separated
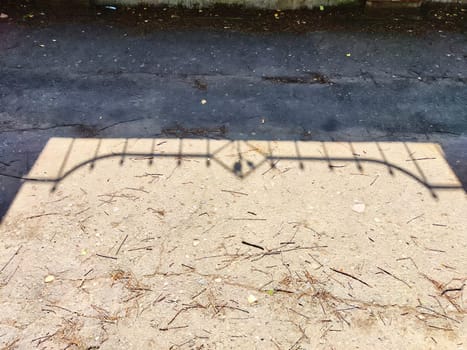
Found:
352,202 -> 365,213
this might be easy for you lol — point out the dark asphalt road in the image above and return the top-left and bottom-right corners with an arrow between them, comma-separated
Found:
0,14 -> 466,218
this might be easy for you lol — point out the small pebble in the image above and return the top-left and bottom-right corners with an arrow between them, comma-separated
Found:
44,275 -> 55,283
352,202 -> 365,213
247,294 -> 258,304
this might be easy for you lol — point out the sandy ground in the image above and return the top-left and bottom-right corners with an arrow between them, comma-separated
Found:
0,137 -> 466,349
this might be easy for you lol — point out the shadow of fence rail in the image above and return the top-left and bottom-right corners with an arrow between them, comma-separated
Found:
1,138 -> 463,213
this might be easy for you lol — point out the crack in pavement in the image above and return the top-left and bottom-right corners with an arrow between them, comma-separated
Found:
1,67 -> 466,84
0,118 -> 146,135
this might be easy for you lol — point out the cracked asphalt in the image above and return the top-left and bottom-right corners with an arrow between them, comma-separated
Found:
0,6 -> 467,218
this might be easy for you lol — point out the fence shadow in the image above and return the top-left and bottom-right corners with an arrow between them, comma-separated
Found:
1,136 -> 464,222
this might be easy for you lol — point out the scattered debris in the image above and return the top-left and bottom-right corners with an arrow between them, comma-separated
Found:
147,208 -> 166,217
441,285 -> 465,296
241,240 -> 265,251
221,189 -> 248,196
376,266 -> 411,288
1,135 -> 465,347
96,253 -> 117,260
0,245 -> 22,273
406,213 -> 424,224
330,268 -> 372,287
115,234 -> 129,255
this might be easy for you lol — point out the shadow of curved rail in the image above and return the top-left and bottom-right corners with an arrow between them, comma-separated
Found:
0,138 -> 463,200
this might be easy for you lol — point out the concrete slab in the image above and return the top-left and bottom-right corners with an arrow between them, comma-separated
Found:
1,137 -> 466,349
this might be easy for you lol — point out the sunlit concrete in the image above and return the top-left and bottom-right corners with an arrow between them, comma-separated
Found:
1,137 -> 466,348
